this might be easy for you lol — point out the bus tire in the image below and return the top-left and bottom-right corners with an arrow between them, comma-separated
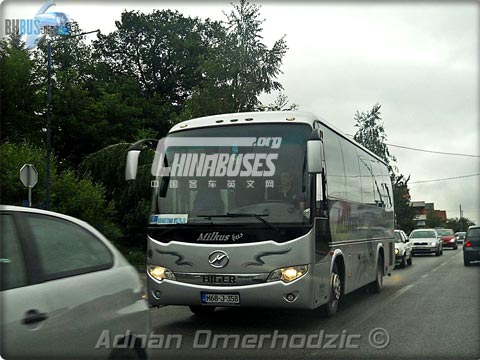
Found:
321,263 -> 342,317
369,255 -> 384,294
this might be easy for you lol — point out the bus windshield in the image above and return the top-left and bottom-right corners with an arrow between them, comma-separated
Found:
150,123 -> 312,225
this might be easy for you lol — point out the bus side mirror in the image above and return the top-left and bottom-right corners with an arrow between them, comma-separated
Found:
125,139 -> 158,181
307,129 -> 324,174
126,150 -> 141,180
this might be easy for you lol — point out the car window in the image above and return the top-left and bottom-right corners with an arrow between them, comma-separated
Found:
410,230 -> 436,238
27,214 -> 113,280
436,229 -> 453,236
467,228 -> 480,237
0,214 -> 28,290
394,232 -> 403,243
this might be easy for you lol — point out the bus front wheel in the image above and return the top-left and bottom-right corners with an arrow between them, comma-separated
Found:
321,263 -> 342,317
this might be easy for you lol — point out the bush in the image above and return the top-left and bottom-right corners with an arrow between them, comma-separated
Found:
79,143 -> 154,248
0,142 -> 121,242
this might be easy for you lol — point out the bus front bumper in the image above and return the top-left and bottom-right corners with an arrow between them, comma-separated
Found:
147,273 -> 316,309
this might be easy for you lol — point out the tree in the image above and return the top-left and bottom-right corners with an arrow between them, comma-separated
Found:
446,217 -> 475,232
353,103 -> 396,170
27,22 -> 158,167
224,0 -> 287,112
78,144 -> 154,247
426,209 -> 444,228
392,174 -> 416,233
256,93 -> 299,111
0,34 -> 43,146
94,10 -> 213,106
353,103 -> 414,231
181,0 -> 288,118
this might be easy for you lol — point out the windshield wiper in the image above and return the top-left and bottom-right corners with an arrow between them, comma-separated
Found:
196,213 -> 286,240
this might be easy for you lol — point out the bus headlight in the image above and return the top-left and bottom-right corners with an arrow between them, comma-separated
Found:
395,248 -> 399,255
148,265 -> 176,281
267,265 -> 308,283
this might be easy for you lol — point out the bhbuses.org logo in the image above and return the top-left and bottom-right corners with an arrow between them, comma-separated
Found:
4,0 -> 73,49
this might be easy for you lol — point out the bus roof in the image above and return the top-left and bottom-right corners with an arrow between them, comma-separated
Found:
169,111 -> 388,166
169,111 -> 318,131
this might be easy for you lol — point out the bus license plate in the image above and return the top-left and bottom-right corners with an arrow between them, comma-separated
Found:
201,293 -> 240,305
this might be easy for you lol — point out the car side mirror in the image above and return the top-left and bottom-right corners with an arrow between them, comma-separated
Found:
405,238 -> 409,243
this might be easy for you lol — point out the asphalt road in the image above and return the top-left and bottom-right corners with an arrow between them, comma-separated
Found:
145,247 -> 480,360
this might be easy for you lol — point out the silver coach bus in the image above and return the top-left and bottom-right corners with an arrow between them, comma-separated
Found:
126,111 -> 395,316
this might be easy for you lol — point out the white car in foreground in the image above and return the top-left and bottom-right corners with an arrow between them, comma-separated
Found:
0,206 -> 150,359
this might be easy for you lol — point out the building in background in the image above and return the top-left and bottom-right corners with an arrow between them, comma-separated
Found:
411,201 -> 448,228
412,201 -> 427,228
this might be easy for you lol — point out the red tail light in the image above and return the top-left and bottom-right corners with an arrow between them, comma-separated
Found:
464,240 -> 472,247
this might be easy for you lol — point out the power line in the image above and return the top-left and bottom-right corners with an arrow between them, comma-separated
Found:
345,135 -> 480,157
409,173 -> 480,184
385,143 -> 480,157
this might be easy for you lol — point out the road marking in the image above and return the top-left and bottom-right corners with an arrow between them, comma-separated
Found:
430,253 -> 461,273
350,284 -> 415,329
351,251 -> 463,330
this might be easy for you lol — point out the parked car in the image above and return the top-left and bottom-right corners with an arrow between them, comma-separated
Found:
409,228 -> 443,256
0,206 -> 150,359
436,228 -> 457,250
394,230 -> 413,267
463,225 -> 480,266
454,231 -> 466,244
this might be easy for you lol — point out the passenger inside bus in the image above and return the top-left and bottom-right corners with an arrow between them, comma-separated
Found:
191,180 -> 225,215
267,171 -> 306,210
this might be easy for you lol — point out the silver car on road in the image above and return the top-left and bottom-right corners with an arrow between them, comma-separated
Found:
410,228 -> 443,256
0,206 -> 150,359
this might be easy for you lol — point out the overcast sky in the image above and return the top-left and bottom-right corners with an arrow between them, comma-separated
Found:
2,1 -> 479,224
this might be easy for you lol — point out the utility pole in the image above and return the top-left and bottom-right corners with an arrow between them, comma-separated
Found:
459,204 -> 463,231
46,42 -> 52,210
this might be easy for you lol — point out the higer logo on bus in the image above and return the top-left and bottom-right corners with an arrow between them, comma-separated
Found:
208,251 -> 230,269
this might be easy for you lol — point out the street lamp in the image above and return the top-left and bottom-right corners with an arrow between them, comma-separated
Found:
45,29 -> 99,209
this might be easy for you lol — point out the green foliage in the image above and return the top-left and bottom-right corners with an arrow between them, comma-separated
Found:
0,34 -> 43,146
95,10 -> 207,98
446,217 -> 475,232
30,23 -> 150,167
256,93 -> 299,111
353,103 -> 396,171
78,144 -> 154,247
181,0 -> 288,118
0,142 -> 121,241
0,142 -> 48,205
392,174 -> 416,233
426,209 -> 444,228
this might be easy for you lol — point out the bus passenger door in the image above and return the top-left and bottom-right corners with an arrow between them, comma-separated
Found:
313,172 -> 331,307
